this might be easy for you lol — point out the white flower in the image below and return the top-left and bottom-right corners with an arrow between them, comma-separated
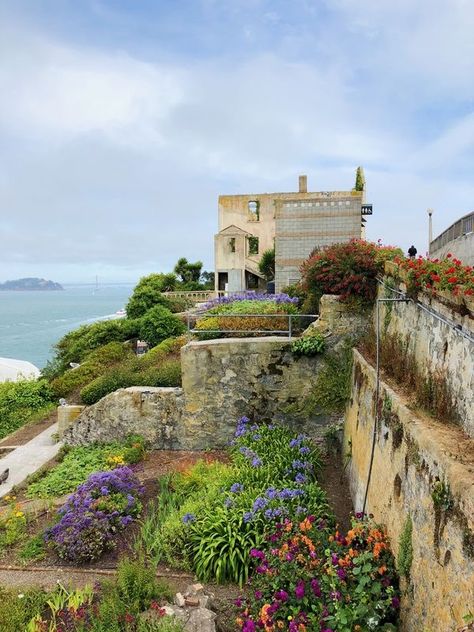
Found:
18,594 -> 24,599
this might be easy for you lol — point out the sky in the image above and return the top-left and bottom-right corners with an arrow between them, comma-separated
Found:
0,0 -> 473,284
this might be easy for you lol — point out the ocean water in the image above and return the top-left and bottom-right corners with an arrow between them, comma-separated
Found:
0,283 -> 134,370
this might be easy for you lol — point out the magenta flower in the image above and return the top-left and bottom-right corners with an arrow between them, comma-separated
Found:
310,578 -> 321,597
295,580 -> 305,599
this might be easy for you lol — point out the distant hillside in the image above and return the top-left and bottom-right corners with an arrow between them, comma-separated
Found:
0,277 -> 64,291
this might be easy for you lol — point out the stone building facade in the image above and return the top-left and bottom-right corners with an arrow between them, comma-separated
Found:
214,171 -> 372,293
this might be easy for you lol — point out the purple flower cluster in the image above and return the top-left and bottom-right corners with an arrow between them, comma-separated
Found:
44,467 -> 143,563
202,292 -> 299,311
239,446 -> 262,467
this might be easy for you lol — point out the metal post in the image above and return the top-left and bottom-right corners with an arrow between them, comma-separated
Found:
288,314 -> 292,339
187,311 -> 190,333
362,296 -> 409,514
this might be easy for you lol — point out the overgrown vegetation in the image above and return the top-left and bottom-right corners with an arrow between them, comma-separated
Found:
360,330 -> 459,424
0,379 -> 54,440
137,419 -> 331,586
300,239 -> 401,308
291,330 -> 326,356
26,436 -> 147,499
0,559 -> 179,632
258,247 -> 275,281
292,341 -> 354,418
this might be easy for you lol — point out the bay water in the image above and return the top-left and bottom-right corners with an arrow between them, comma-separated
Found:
0,283 -> 134,370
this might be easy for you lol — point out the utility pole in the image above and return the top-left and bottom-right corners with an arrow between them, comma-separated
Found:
427,208 -> 433,254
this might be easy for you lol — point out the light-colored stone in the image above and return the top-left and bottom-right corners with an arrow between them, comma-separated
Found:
345,349 -> 474,631
184,607 -> 216,632
175,592 -> 185,607
378,283 -> 474,437
57,405 -> 85,438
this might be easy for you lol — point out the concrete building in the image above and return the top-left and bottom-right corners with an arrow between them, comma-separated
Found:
429,211 -> 474,265
214,171 -> 373,293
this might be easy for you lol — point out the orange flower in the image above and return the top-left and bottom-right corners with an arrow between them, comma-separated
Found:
373,542 -> 387,558
378,565 -> 387,575
299,518 -> 313,532
235,618 -> 243,628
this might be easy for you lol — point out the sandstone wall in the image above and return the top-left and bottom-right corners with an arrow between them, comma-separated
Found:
64,337 -> 329,449
345,350 -> 474,631
379,283 -> 474,437
65,387 -> 185,449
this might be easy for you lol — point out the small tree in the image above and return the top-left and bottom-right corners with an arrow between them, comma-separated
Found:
126,273 -> 177,319
258,248 -> 275,281
174,258 -> 203,284
138,305 -> 186,347
354,166 -> 365,192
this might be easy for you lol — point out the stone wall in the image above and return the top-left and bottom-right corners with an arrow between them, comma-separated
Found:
379,283 -> 474,437
345,350 -> 474,631
65,337 -> 330,449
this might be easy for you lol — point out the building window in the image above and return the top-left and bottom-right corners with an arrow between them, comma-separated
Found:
229,237 -> 236,252
248,200 -> 260,221
247,236 -> 259,256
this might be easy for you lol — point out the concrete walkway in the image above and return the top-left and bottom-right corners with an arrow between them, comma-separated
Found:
0,423 -> 61,497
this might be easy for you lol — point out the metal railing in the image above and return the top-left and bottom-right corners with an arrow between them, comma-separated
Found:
187,313 -> 318,339
430,211 -> 474,253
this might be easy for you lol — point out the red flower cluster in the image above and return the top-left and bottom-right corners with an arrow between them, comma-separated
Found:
394,254 -> 474,299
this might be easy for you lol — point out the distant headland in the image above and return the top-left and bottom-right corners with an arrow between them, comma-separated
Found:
0,277 -> 64,291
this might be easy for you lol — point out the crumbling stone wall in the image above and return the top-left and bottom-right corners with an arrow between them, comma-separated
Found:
64,337 -> 330,449
345,350 -> 474,631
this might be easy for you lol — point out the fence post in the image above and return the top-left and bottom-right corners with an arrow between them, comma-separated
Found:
288,314 -> 292,339
187,311 -> 190,333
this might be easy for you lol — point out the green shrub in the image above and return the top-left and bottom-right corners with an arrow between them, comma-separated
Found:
295,341 -> 354,416
47,318 -> 142,376
26,437 -> 146,499
126,273 -> 178,319
139,306 -> 186,348
116,555 -> 172,613
291,331 -> 326,356
300,239 -> 402,306
19,533 -> 46,563
50,341 -> 132,398
80,358 -> 182,405
0,379 -> 54,440
0,587 -> 49,632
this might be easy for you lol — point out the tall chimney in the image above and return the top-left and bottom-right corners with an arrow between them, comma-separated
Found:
299,175 -> 307,193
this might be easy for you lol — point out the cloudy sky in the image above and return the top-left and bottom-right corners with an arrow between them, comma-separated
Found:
0,0 -> 473,283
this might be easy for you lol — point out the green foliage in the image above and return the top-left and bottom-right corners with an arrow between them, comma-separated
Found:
247,236 -> 259,255
139,305 -> 186,348
297,342 -> 354,417
48,318 -> 142,375
0,379 -> 54,440
116,555 -> 172,614
323,422 -> 342,455
126,273 -> 178,319
0,501 -> 27,551
300,239 -> 402,306
80,357 -> 181,404
50,341 -> 131,398
432,480 -> 453,511
26,437 -> 146,499
0,587 -> 49,632
19,533 -> 46,563
291,330 -> 326,356
354,165 -> 365,191
258,248 -> 275,281
173,257 -> 202,284
397,515 -> 413,578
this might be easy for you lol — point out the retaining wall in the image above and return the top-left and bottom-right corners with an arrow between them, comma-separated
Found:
345,350 -> 474,631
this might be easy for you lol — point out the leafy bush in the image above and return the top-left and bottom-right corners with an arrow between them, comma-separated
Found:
258,248 -> 275,281
50,341 -> 132,398
0,379 -> 54,440
294,341 -> 354,416
237,514 -> 400,631
300,239 -> 402,306
47,318 -> 142,376
27,437 -> 147,499
80,358 -> 182,404
144,419 -> 331,585
291,331 -> 326,356
126,273 -> 178,319
0,498 -> 27,551
115,555 -> 173,614
139,305 -> 186,348
0,587 -> 49,632
44,467 -> 143,563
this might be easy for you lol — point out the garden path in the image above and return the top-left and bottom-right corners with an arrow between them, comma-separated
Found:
0,423 -> 61,497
